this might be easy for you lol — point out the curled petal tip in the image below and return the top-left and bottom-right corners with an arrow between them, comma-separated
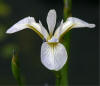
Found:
88,24 -> 96,28
6,30 -> 9,34
6,29 -> 13,34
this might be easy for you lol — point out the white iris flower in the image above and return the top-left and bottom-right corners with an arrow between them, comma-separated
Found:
6,9 -> 95,71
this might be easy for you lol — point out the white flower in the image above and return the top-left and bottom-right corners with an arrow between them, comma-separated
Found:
6,9 -> 95,71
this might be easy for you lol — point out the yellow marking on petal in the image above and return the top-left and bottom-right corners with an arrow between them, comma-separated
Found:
48,42 -> 58,45
28,24 -> 51,41
59,24 -> 75,40
47,32 -> 53,41
47,43 -> 58,57
46,35 -> 51,41
27,24 -> 44,39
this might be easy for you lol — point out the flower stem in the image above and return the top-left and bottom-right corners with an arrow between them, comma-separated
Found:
55,0 -> 72,86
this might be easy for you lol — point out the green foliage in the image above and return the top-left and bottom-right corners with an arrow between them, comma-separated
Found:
11,54 -> 23,86
0,1 -> 11,17
64,0 -> 72,19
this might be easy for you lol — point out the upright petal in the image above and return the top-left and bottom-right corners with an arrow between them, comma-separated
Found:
54,20 -> 64,39
41,42 -> 68,71
39,21 -> 49,40
6,17 -> 44,39
46,9 -> 56,34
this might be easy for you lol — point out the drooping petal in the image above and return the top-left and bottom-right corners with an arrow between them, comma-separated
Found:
6,17 -> 44,39
46,9 -> 56,35
41,42 -> 68,71
6,17 -> 34,33
54,17 -> 96,39
67,17 -> 96,28
39,21 -> 49,40
63,17 -> 96,33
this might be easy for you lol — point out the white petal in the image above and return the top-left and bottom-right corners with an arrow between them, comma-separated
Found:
41,42 -> 68,71
46,9 -> 56,34
62,17 -> 96,33
54,18 -> 73,39
61,19 -> 73,34
54,20 -> 64,39
39,21 -> 49,40
6,17 -> 46,39
6,17 -> 35,33
54,17 -> 96,39
67,17 -> 96,28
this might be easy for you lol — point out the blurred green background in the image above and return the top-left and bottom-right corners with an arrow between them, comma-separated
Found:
0,0 -> 98,86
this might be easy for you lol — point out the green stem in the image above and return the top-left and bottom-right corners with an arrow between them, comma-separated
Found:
55,71 -> 61,86
55,0 -> 72,86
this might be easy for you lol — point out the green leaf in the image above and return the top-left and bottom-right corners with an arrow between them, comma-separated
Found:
11,54 -> 22,86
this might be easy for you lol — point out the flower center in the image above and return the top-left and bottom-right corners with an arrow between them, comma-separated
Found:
48,36 -> 59,43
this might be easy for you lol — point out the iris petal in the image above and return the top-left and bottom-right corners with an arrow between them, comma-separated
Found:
6,17 -> 45,39
54,17 -> 96,39
41,42 -> 68,71
46,9 -> 56,35
62,17 -> 96,34
39,21 -> 49,40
